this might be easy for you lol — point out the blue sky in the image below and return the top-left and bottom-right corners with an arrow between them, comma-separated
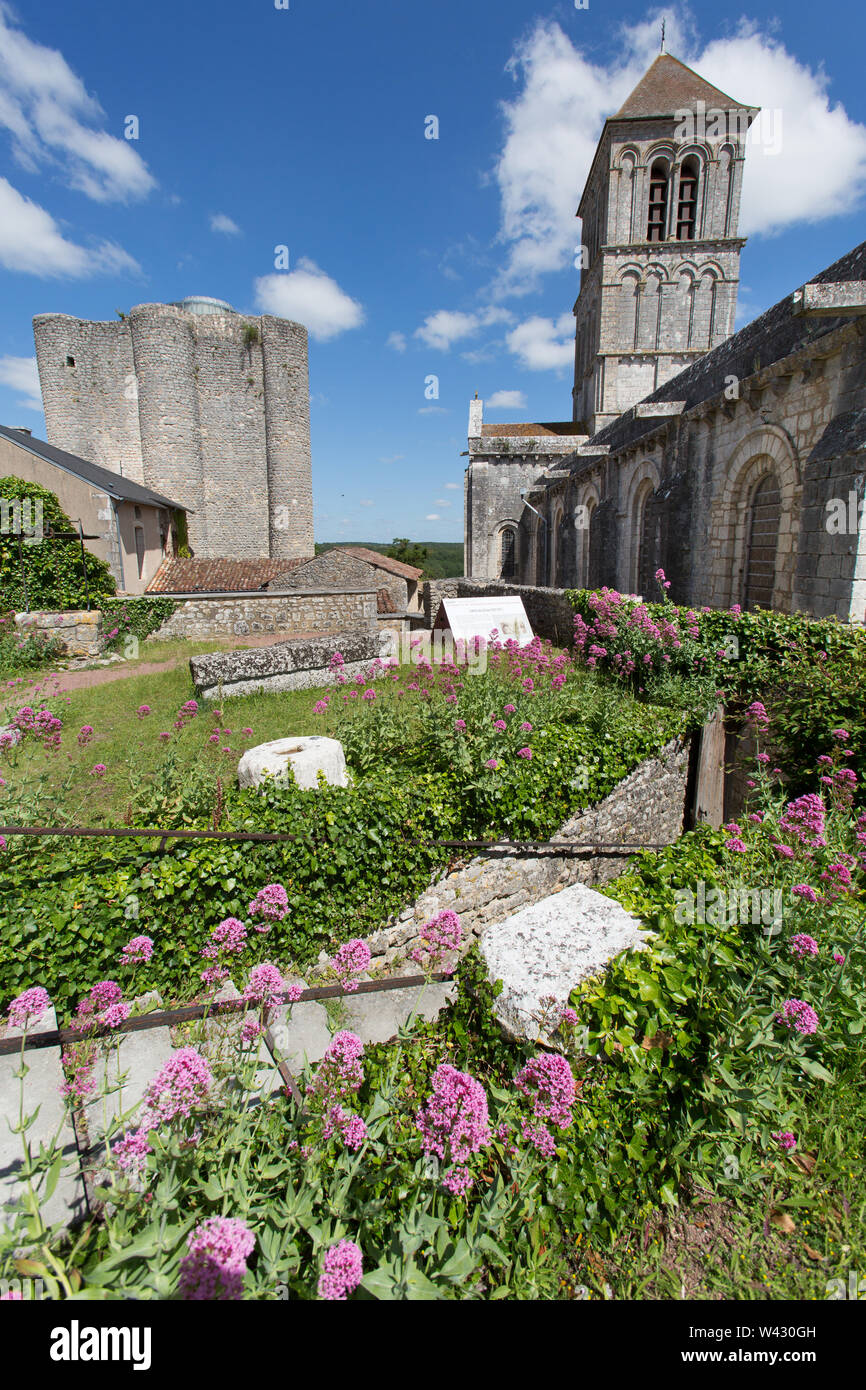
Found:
1,0 -> 865,543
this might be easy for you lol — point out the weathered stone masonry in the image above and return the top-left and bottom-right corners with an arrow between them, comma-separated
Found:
156,588 -> 377,641
33,300 -> 314,564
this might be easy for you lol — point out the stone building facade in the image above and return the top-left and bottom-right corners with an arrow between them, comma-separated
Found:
32,296 -> 314,564
270,546 -> 424,612
464,51 -> 866,624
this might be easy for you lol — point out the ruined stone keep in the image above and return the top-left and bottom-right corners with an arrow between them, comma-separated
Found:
32,296 -> 314,562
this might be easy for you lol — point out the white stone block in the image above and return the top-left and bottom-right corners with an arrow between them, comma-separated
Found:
237,736 -> 349,790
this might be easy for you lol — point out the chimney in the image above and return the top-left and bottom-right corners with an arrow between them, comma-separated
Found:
15,427 -> 32,436
468,397 -> 483,439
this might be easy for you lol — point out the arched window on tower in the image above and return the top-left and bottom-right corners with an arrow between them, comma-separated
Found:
499,525 -> 517,579
676,157 -> 700,240
647,159 -> 669,242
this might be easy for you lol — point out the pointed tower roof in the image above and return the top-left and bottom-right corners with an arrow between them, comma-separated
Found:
613,53 -> 755,120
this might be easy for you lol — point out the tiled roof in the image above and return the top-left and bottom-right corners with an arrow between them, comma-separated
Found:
337,546 -> 424,581
0,425 -> 188,512
480,422 -> 581,437
146,557 -> 309,593
613,54 -> 754,120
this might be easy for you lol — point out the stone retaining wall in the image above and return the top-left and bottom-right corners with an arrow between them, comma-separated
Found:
423,578 -> 576,644
190,628 -> 386,700
15,609 -> 105,658
349,734 -> 690,973
156,588 -> 377,640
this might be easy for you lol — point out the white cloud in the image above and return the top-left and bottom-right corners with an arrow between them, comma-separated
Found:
0,353 -> 41,409
444,482 -> 459,489
491,9 -> 866,295
418,406 -> 449,415
486,389 -> 527,410
0,177 -> 139,277
379,453 -> 405,463
434,499 -> 452,507
0,3 -> 156,203
506,313 -> 573,371
359,499 -> 373,507
210,212 -> 241,236
254,258 -> 364,341
425,513 -> 441,521
414,305 -> 511,352
386,331 -> 407,352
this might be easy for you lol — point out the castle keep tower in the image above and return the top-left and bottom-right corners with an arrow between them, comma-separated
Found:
32,297 -> 314,561
573,54 -> 758,435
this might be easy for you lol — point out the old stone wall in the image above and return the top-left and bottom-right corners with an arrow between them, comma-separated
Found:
156,589 -> 377,641
190,628 -> 385,700
424,577 -> 576,645
354,735 -> 690,973
15,609 -> 105,658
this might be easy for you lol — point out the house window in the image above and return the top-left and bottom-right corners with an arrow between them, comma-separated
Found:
499,526 -> 517,579
134,525 -> 146,580
676,157 -> 699,240
647,160 -> 669,242
65,355 -> 76,367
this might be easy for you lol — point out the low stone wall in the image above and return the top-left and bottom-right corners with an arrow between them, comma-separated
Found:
15,609 -> 105,658
190,629 -> 386,700
352,735 -> 690,972
156,589 -> 377,641
424,578 -> 576,645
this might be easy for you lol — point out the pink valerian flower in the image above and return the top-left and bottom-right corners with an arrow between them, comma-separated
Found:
409,909 -> 462,975
142,1047 -> 213,1127
776,999 -> 819,1035
242,963 -> 290,1012
77,725 -> 94,746
242,728 -> 253,738
90,763 -> 107,778
454,719 -> 466,732
519,722 -> 532,733
313,700 -> 329,714
201,917 -> 247,960
120,935 -> 153,966
415,1063 -> 491,1165
514,1054 -> 576,1129
484,758 -> 499,771
248,882 -> 289,928
820,861 -> 855,898
773,843 -> 795,860
778,793 -> 826,850
521,1118 -> 557,1158
241,1017 -> 263,1045
492,718 -> 507,732
745,700 -> 769,730
311,1031 -> 365,1103
330,939 -> 371,993
61,1046 -> 96,1103
517,746 -> 532,760
833,952 -> 846,965
725,838 -> 748,854
318,1239 -> 363,1301
362,688 -> 376,702
792,884 -> 818,904
158,731 -> 171,742
771,1131 -> 797,1151
137,705 -> 151,718
503,704 -> 517,715
208,732 -> 220,744
442,1164 -> 475,1196
831,729 -> 850,741
112,1126 -> 153,1173
179,1217 -> 256,1301
789,934 -> 819,959
7,986 -> 51,1030
72,980 -> 130,1035
322,1104 -> 368,1150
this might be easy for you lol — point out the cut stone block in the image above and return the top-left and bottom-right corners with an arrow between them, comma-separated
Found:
480,882 -> 649,1042
340,980 -> 456,1045
83,1023 -> 176,1149
237,735 -> 348,790
0,1008 -> 85,1230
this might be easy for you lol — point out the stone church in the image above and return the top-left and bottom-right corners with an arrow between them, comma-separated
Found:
464,53 -> 866,624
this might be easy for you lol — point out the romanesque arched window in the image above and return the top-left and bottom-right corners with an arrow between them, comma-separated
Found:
676,157 -> 700,240
499,525 -> 517,579
647,159 -> 669,242
583,502 -> 599,588
555,509 -> 570,587
742,472 -> 781,610
535,520 -> 549,587
635,484 -> 661,597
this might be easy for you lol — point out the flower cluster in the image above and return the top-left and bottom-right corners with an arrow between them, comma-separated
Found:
330,938 -> 371,993
113,1047 -> 214,1173
409,909 -> 462,975
72,980 -> 130,1034
178,1217 -> 255,1301
789,934 -> 819,959
415,1064 -> 491,1170
247,882 -> 289,929
776,998 -> 819,1035
312,1031 -> 365,1103
120,935 -> 154,966
317,1239 -> 363,1301
7,985 -> 51,1030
